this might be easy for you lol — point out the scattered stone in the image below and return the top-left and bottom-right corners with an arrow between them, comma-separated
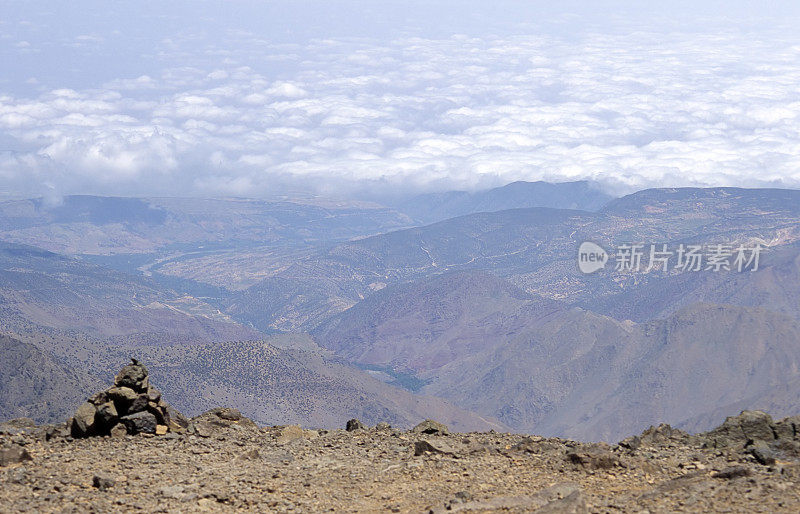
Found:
45,424 -> 70,441
536,489 -> 587,514
620,423 -> 690,450
92,473 -> 115,491
0,418 -> 36,435
0,445 -> 32,467
238,448 -> 261,461
412,419 -> 449,436
375,422 -> 392,431
346,418 -> 366,432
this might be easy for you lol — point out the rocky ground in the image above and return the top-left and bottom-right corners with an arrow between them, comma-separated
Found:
2,363 -> 800,512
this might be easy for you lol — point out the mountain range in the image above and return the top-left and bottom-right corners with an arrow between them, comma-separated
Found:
1,181 -> 799,441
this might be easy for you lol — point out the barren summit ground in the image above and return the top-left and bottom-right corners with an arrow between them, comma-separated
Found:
3,409 -> 800,513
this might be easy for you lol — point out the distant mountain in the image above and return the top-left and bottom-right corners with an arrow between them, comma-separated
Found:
314,271 -> 800,441
583,243 -> 800,322
0,334 -> 99,424
313,272 -> 559,373
393,180 -> 613,223
0,195 -> 414,255
0,241 -> 259,343
233,187 -> 800,331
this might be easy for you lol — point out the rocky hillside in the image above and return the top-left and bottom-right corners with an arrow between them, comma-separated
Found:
314,272 -> 800,441
0,335 -> 98,424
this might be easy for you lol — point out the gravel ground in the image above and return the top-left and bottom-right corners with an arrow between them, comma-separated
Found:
2,411 -> 800,513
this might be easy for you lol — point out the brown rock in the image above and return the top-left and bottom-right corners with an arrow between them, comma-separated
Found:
412,419 -> 449,436
110,423 -> 128,438
70,402 -> 97,438
277,425 -> 306,444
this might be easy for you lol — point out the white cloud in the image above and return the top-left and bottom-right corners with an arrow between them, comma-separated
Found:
2,4 -> 800,199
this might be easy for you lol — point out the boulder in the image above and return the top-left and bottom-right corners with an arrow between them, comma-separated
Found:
702,410 -> 777,448
110,423 -> 128,438
70,402 -> 98,437
95,401 -> 118,428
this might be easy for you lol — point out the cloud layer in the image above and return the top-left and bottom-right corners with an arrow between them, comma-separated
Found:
2,2 -> 800,199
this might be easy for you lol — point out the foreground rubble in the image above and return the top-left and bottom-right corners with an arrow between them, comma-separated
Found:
1,409 -> 800,513
2,361 -> 800,512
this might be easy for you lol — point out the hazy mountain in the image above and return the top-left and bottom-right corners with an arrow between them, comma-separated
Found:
584,243 -> 800,322
313,272 -> 559,373
0,334 -> 99,424
0,195 -> 414,256
313,270 -> 800,441
232,187 -> 800,331
0,241 -> 259,343
393,180 -> 613,223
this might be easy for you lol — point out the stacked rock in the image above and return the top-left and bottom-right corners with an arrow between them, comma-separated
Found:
70,359 -> 187,438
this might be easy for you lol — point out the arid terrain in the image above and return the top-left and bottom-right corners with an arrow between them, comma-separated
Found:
2,408 -> 800,513
3,363 -> 800,513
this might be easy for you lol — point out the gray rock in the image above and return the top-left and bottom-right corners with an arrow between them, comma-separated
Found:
146,387 -> 161,402
413,440 -> 452,456
740,411 -> 776,442
712,466 -> 752,479
121,411 -> 158,435
748,440 -> 777,466
212,407 -> 242,421
114,359 -> 149,392
129,394 -> 150,414
107,386 -> 138,414
96,401 -> 118,428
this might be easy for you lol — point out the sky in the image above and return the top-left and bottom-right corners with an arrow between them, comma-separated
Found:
2,1 -> 800,200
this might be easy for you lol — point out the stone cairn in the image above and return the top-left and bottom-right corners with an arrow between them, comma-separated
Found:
70,359 -> 187,438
